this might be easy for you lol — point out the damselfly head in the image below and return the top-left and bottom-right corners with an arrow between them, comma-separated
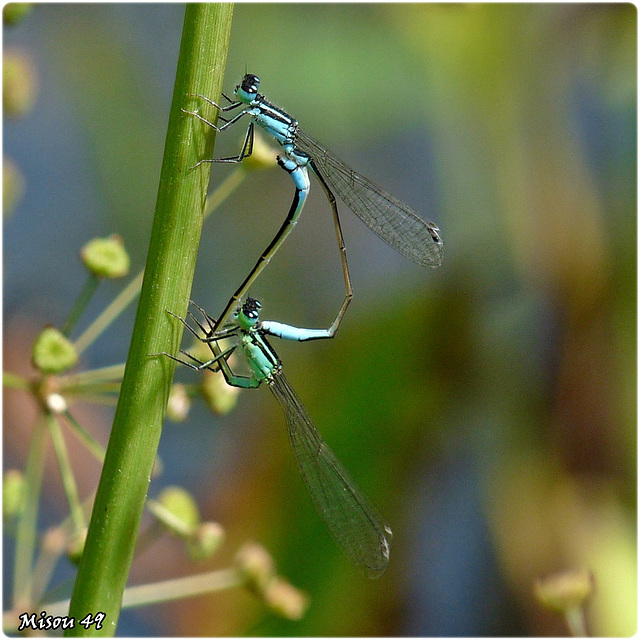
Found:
236,297 -> 262,329
236,74 -> 260,103
243,297 -> 262,318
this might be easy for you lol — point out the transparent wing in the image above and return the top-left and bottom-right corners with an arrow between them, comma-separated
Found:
295,129 -> 443,268
269,371 -> 391,578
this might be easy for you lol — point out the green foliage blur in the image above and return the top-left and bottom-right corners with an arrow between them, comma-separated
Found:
4,4 -> 635,637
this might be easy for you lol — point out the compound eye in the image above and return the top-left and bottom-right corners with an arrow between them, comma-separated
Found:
243,298 -> 262,320
242,73 -> 260,94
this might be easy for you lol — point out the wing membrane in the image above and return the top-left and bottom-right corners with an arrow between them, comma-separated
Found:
269,371 -> 391,578
295,129 -> 443,268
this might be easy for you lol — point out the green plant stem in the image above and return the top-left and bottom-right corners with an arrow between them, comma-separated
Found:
62,274 -> 100,337
12,415 -> 48,610
65,5 -> 234,636
62,364 -> 124,400
204,165 -> 247,220
30,491 -> 98,607
120,568 -> 246,608
19,568 -> 245,623
64,393 -> 119,407
3,371 -> 31,391
62,410 -> 106,463
30,525 -> 70,607
61,364 -> 126,387
47,413 -> 85,531
64,382 -> 121,398
73,271 -> 144,355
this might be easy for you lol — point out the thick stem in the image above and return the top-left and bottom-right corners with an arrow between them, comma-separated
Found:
65,5 -> 234,635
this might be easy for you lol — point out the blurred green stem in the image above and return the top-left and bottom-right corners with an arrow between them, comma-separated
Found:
62,274 -> 100,337
47,413 -> 85,531
61,409 -> 106,463
13,568 -> 244,624
3,371 -> 31,391
61,364 -> 126,389
73,271 -> 144,355
565,606 -> 588,637
65,5 -> 234,635
12,415 -> 48,610
204,165 -> 247,220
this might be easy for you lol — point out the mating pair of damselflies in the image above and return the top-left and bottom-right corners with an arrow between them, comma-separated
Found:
165,74 -> 443,577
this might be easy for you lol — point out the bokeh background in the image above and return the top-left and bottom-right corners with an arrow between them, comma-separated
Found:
3,4 -> 636,636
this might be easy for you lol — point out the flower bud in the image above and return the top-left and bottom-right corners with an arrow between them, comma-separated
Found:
263,576 -> 309,620
534,569 -> 594,612
187,521 -> 225,561
81,235 -> 130,278
235,542 -> 275,593
152,486 -> 200,536
32,326 -> 78,374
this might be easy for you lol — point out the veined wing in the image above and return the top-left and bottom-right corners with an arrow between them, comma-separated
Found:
269,371 -> 391,578
295,129 -> 443,268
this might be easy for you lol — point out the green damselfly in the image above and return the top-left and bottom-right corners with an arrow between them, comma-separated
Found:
162,298 -> 392,578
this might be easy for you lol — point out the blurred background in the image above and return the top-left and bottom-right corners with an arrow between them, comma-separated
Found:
3,4 -> 636,636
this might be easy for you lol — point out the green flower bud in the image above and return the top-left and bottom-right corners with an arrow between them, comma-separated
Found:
32,326 -> 78,374
3,49 -> 37,117
66,528 -> 87,565
3,4 -> 33,26
81,235 -> 130,278
187,521 -> 225,561
152,486 -> 200,536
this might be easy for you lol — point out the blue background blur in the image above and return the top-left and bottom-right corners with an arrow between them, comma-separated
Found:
4,4 -> 636,636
